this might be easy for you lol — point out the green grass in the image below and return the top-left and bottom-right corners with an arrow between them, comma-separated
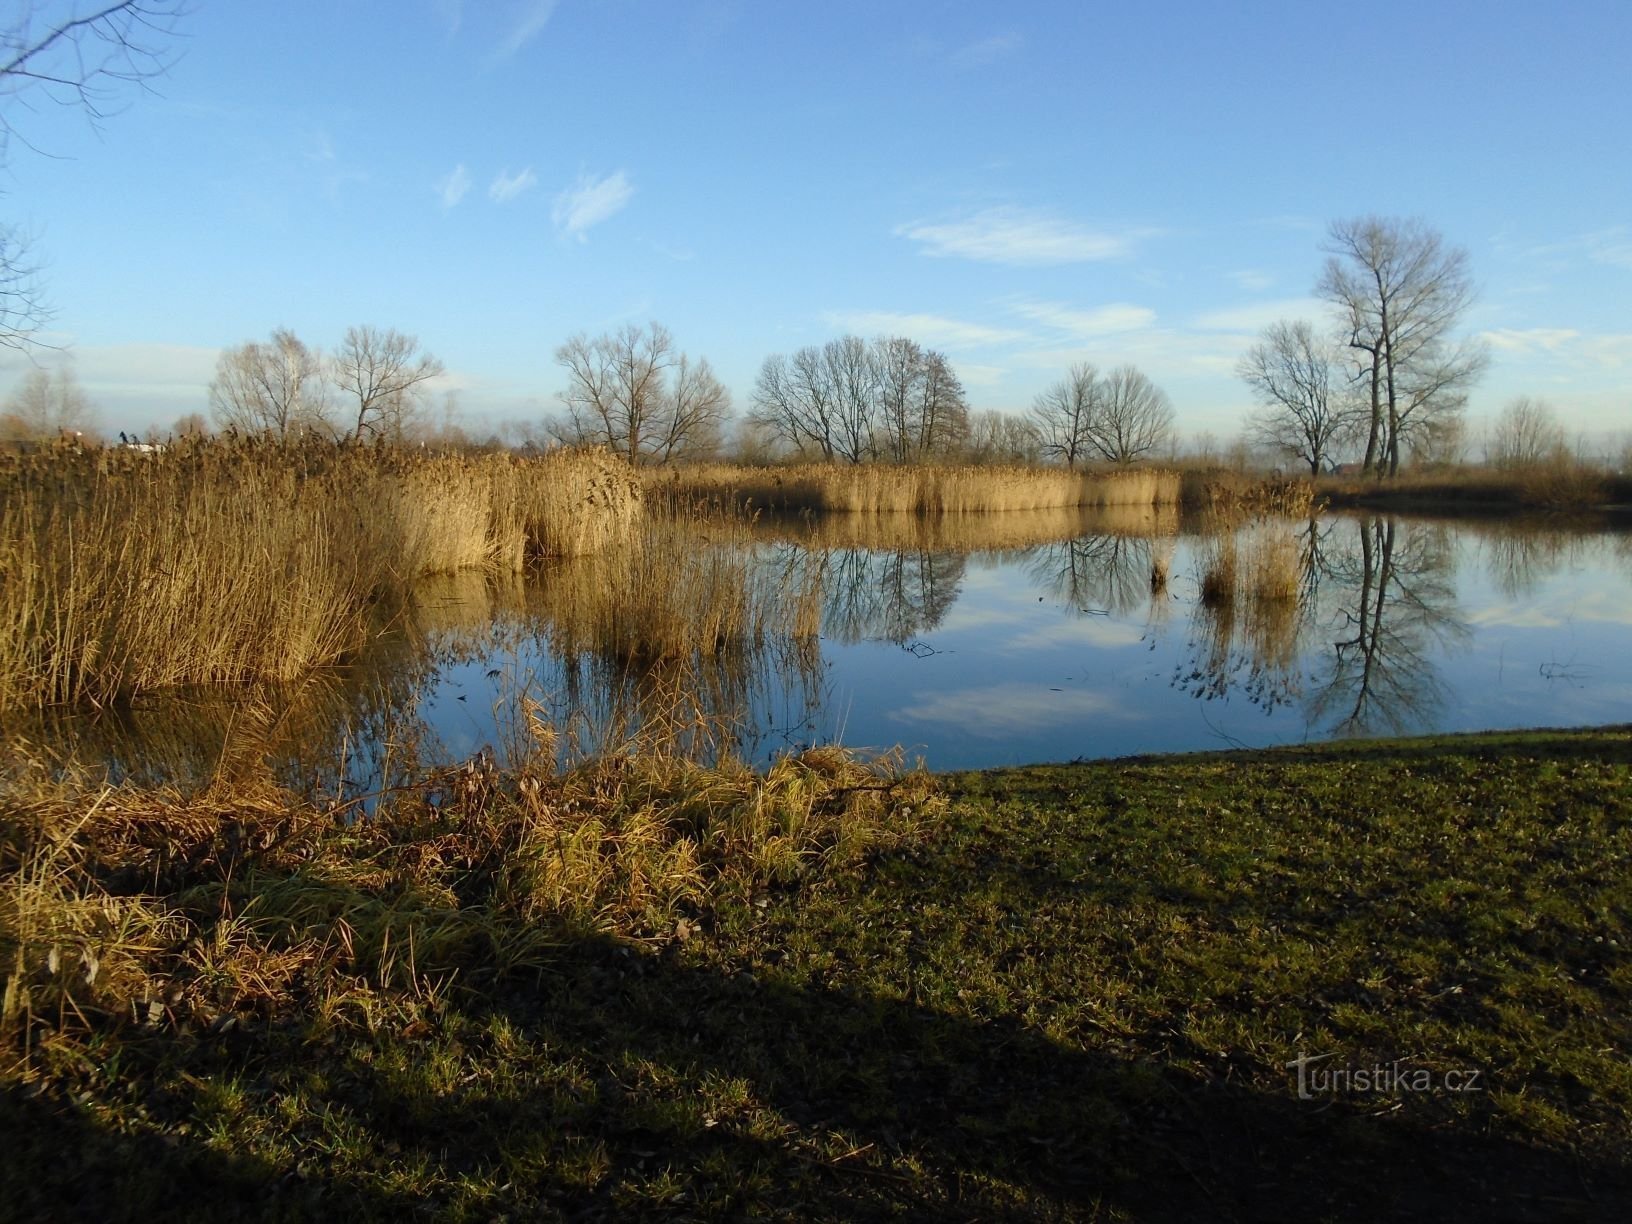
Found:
4,727 -> 1631,1220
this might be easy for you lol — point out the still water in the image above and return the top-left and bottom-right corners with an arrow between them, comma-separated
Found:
22,508 -> 1632,790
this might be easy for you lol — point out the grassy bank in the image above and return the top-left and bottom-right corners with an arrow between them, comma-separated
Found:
646,462 -> 1183,515
1320,466 -> 1632,512
0,439 -> 642,709
4,727 -> 1629,1219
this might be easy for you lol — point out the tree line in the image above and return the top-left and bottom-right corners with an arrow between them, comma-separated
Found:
1238,215 -> 1489,477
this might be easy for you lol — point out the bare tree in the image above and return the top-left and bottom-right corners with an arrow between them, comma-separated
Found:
171,410 -> 207,437
208,328 -> 331,440
1,362 -> 94,438
750,337 -> 875,463
552,322 -> 728,463
915,349 -> 970,459
876,335 -> 923,463
1486,396 -> 1567,469
1,3 -> 188,348
964,409 -> 1040,464
330,325 -> 444,442
1088,365 -> 1174,464
1317,217 -> 1486,476
1029,362 -> 1100,469
1238,319 -> 1356,475
652,352 -> 729,461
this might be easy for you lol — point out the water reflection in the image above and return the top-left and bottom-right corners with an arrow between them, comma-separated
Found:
9,506 -> 1630,780
1306,517 -> 1469,736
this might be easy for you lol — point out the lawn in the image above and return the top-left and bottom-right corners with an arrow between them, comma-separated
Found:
4,727 -> 1630,1220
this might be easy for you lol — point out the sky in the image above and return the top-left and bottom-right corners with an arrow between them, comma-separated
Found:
2,0 -> 1630,447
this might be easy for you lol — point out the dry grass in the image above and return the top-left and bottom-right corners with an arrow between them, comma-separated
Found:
742,502 -> 1180,555
0,438 -> 641,710
0,740 -> 937,1063
647,463 -> 1181,515
1320,463 -> 1630,510
1181,467 -> 1318,516
536,515 -> 823,669
1197,518 -> 1302,608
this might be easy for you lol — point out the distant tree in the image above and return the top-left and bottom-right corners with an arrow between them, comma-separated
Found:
1,3 -> 188,349
1089,365 -> 1174,464
1317,216 -> 1486,476
1030,362 -> 1173,467
1028,363 -> 1100,469
964,409 -> 1040,464
552,322 -> 730,463
1238,320 -> 1356,475
751,334 -> 970,464
913,349 -> 969,459
208,329 -> 331,440
1486,396 -> 1567,470
171,411 -> 208,437
330,325 -> 444,442
1,363 -> 95,438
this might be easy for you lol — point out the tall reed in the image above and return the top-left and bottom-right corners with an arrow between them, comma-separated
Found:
0,439 -> 641,709
647,463 -> 1182,516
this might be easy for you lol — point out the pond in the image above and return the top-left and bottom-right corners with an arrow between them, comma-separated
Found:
16,507 -> 1631,793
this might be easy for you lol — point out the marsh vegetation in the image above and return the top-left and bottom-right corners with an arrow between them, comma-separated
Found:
5,444 -> 1631,1218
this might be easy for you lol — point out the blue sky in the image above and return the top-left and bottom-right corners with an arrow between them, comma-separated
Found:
3,0 -> 1630,445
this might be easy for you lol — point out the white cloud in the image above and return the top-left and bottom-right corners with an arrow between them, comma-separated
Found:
1479,328 -> 1581,354
1231,269 -> 1275,291
1477,327 -> 1632,369
1010,299 -> 1157,337
957,363 -> 1007,388
896,207 -> 1148,266
821,310 -> 1026,349
488,167 -> 537,204
499,0 -> 559,56
551,170 -> 634,240
1586,227 -> 1632,270
949,32 -> 1023,69
1191,297 -> 1325,332
1578,334 -> 1632,368
437,163 -> 472,209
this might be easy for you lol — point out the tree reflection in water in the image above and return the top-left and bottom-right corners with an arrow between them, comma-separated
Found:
1306,515 -> 1468,737
1170,513 -> 1471,736
26,506 -> 1623,783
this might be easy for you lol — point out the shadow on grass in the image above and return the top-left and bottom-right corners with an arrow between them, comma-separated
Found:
6,923 -> 1629,1222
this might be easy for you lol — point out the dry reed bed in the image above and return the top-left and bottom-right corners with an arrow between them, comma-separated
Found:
1319,464 -> 1630,510
1197,517 -> 1303,609
536,517 -> 824,667
647,463 -> 1182,515
742,502 -> 1182,555
1,745 -> 936,1058
0,440 -> 641,709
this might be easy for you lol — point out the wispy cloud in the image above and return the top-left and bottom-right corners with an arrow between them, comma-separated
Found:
1230,268 -> 1275,291
896,207 -> 1148,266
1191,297 -> 1324,332
499,0 -> 560,57
1010,299 -> 1156,337
437,163 -> 472,209
821,310 -> 1026,349
1476,327 -> 1632,370
949,32 -> 1023,69
1479,328 -> 1581,354
488,167 -> 537,203
1585,227 -> 1632,271
551,170 -> 634,240
435,0 -> 464,34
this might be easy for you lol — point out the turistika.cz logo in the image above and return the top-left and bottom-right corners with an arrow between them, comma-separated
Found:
1286,1051 -> 1484,1100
